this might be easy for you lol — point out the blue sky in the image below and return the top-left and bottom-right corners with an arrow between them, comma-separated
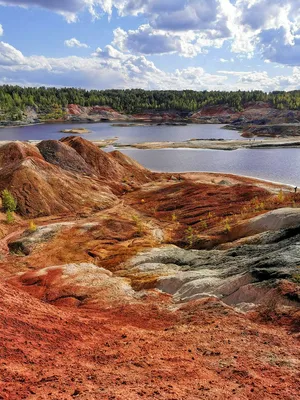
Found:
0,0 -> 299,91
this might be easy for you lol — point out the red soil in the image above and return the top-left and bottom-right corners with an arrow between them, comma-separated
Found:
125,179 -> 299,247
67,104 -> 83,115
192,105 -> 237,117
0,281 -> 299,400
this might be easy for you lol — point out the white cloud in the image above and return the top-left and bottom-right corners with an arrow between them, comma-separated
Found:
0,39 -> 299,91
112,26 -> 181,56
0,0 -> 299,66
0,24 -> 3,36
220,58 -> 234,62
64,38 -> 89,48
218,68 -> 300,91
233,0 -> 300,63
0,0 -> 109,22
259,28 -> 300,65
0,41 -> 25,65
92,44 -> 126,59
111,25 -> 227,58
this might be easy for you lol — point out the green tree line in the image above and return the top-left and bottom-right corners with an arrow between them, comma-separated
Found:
0,86 -> 299,119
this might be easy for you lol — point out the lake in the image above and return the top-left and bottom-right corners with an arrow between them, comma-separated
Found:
121,148 -> 300,187
0,122 -> 243,143
0,123 -> 298,186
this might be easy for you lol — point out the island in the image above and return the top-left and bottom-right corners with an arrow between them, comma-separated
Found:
60,127 -> 91,134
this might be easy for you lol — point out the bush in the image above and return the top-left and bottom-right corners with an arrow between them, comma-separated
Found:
185,226 -> 196,248
277,189 -> 285,203
224,218 -> 231,233
6,211 -> 14,224
1,189 -> 17,212
28,221 -> 37,232
132,215 -> 144,236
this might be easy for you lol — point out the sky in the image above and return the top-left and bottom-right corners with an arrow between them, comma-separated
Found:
0,0 -> 299,91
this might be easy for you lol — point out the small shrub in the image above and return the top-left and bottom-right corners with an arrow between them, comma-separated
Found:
6,211 -> 14,224
172,213 -> 177,222
28,221 -> 37,232
185,226 -> 196,248
277,189 -> 285,203
199,220 -> 208,231
292,274 -> 300,284
1,189 -> 17,212
241,205 -> 250,215
132,215 -> 144,236
224,218 -> 231,233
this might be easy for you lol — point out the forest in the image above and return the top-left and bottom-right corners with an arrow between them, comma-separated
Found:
0,85 -> 299,121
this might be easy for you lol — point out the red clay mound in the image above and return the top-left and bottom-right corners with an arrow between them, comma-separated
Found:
0,141 -> 43,167
61,136 -> 126,180
61,136 -> 154,184
37,140 -> 94,176
0,157 -> 117,217
110,150 -> 155,183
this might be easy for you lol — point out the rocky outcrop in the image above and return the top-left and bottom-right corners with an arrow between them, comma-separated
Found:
66,104 -> 128,122
8,222 -> 76,255
191,102 -> 300,126
229,208 -> 300,241
125,223 -> 300,307
242,124 -> 300,137
16,263 -> 135,307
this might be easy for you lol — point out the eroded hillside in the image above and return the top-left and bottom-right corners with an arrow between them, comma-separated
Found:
0,137 -> 299,399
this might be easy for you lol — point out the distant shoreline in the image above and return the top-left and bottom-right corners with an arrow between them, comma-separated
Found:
114,137 -> 300,151
0,122 -> 45,129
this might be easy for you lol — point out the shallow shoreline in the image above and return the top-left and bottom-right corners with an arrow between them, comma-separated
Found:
0,122 -> 45,129
115,137 -> 300,151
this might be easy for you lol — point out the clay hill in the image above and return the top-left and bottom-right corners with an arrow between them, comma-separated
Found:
64,101 -> 300,126
0,137 -> 299,399
0,138 -> 155,217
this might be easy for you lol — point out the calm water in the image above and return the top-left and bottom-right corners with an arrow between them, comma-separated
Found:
0,122 -> 243,143
0,123 -> 298,186
121,148 -> 300,187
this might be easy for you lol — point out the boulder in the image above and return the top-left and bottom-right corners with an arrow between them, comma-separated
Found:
230,208 -> 300,240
